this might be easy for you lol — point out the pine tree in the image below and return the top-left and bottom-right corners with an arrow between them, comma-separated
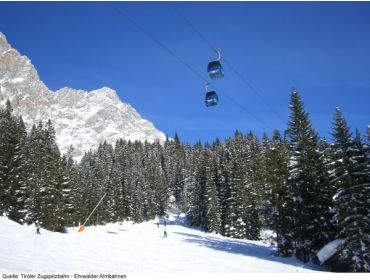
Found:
11,116 -> 29,223
331,108 -> 370,271
216,141 -> 231,236
62,147 -> 79,226
263,130 -> 293,254
317,139 -> 337,242
23,123 -> 43,224
243,133 -> 263,240
180,143 -> 197,215
0,101 -> 17,216
223,132 -> 247,239
286,89 -> 329,262
341,131 -> 370,272
203,148 -> 221,233
224,158 -> 246,238
0,101 -> 29,223
188,142 -> 207,227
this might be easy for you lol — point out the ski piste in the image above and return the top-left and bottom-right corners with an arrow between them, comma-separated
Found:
0,214 -> 322,273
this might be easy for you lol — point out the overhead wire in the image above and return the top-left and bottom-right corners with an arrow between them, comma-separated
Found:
107,3 -> 205,82
171,3 -> 286,124
105,2 -> 274,130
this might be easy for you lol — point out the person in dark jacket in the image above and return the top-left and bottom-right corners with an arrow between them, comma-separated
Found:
36,222 -> 41,234
163,229 -> 167,238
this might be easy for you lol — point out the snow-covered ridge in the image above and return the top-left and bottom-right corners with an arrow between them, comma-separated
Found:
0,32 -> 166,160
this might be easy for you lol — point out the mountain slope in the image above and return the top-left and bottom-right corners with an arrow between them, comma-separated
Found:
0,215 -> 323,273
0,32 -> 166,160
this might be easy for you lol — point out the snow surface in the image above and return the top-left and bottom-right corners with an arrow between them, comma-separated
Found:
317,239 -> 345,265
0,215 -> 323,273
10,77 -> 24,83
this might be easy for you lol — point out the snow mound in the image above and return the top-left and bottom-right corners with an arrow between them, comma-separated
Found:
317,239 -> 345,265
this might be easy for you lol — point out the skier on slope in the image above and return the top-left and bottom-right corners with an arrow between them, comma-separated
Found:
163,229 -> 167,238
35,221 -> 41,234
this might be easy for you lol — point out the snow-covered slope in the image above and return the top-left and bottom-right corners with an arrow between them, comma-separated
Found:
0,32 -> 166,160
0,215 -> 322,273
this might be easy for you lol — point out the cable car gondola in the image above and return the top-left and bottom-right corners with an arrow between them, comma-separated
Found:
205,82 -> 219,107
207,48 -> 224,79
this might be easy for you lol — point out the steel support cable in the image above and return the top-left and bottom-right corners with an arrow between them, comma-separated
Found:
171,4 -> 286,124
106,2 -> 273,130
210,85 -> 269,127
107,2 -> 205,82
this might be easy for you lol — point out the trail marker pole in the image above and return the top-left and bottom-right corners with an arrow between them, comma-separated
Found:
78,193 -> 107,232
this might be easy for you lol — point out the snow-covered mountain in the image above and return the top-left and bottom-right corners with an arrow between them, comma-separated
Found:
0,32 -> 166,160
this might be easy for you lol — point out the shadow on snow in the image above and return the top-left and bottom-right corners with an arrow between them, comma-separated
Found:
173,231 -> 324,271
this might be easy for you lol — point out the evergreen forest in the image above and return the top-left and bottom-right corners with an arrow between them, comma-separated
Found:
0,90 -> 369,272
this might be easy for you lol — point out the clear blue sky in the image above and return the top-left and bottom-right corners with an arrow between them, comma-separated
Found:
0,1 -> 369,144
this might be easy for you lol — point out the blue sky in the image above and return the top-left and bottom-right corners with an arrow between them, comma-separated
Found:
0,1 -> 369,144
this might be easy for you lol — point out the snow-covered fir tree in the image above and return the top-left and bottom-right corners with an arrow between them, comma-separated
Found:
0,96 -> 368,271
203,148 -> 222,233
331,108 -> 370,272
0,101 -> 28,221
262,130 -> 292,256
286,89 -> 331,262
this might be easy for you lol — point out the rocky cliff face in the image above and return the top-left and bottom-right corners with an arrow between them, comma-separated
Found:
0,32 -> 166,160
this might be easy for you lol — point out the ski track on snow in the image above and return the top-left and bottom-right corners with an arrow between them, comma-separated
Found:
0,215 -> 324,273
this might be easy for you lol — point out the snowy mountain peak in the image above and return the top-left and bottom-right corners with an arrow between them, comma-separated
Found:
90,87 -> 121,103
0,32 -> 11,53
0,33 -> 167,160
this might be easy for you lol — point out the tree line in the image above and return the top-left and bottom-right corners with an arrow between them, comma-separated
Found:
0,90 -> 369,271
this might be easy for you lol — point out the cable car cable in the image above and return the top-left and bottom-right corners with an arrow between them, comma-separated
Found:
171,4 -> 286,124
105,2 -> 274,130
107,2 -> 205,82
